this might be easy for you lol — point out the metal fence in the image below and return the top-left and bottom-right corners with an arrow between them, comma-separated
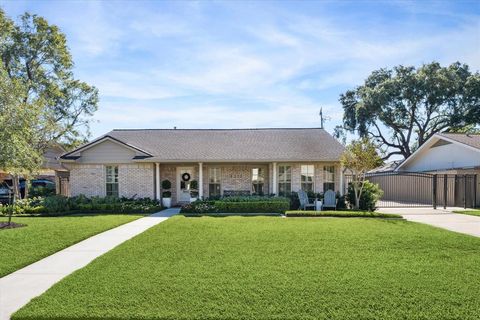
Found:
344,172 -> 478,209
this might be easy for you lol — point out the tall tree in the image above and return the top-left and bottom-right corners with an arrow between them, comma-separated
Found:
0,9 -> 98,201
339,62 -> 480,159
341,138 -> 383,210
0,64 -> 43,216
0,9 -> 99,151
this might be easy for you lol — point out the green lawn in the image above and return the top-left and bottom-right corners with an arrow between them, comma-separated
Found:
454,209 -> 480,217
0,214 -> 142,277
14,216 -> 480,320
285,210 -> 402,218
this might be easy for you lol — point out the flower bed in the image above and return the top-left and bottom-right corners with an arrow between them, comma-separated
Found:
285,210 -> 402,218
0,195 -> 162,216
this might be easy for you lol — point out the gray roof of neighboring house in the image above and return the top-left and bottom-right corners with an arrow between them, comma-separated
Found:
63,128 -> 345,162
437,133 -> 480,150
368,160 -> 403,173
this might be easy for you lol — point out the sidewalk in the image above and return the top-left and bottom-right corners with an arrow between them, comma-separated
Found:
0,208 -> 179,320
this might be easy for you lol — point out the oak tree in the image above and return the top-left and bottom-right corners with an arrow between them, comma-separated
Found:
339,62 -> 480,159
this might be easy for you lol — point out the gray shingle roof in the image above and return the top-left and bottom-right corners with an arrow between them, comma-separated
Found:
437,133 -> 480,151
94,128 -> 344,162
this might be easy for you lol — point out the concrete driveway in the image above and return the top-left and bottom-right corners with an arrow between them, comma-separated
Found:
378,207 -> 480,237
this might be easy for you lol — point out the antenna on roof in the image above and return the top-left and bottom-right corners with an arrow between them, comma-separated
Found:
319,108 -> 330,129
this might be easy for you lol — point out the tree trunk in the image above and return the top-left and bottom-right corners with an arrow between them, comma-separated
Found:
355,195 -> 360,210
353,184 -> 361,210
12,175 -> 20,202
7,211 -> 12,225
24,178 -> 29,199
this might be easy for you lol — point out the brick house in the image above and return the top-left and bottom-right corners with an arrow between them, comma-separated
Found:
60,128 -> 345,205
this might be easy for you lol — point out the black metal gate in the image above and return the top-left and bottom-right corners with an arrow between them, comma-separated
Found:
344,172 -> 478,209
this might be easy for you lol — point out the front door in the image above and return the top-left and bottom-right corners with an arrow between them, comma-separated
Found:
177,167 -> 194,203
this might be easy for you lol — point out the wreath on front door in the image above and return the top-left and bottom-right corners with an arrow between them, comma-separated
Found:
182,173 -> 191,182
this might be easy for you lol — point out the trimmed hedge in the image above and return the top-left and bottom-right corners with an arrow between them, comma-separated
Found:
181,198 -> 290,215
285,210 -> 402,218
214,201 -> 289,214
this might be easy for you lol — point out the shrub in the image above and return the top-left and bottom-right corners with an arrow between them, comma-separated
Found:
190,180 -> 198,190
162,191 -> 172,198
180,197 -> 290,215
346,181 -> 383,211
29,185 -> 56,198
336,193 -> 347,210
0,197 -> 44,215
288,192 -> 300,210
181,201 -> 218,214
161,180 -> 171,189
214,201 -> 289,214
0,195 -> 162,216
43,195 -> 69,213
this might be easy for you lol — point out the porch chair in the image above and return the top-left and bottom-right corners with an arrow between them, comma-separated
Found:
322,190 -> 337,210
298,190 -> 316,210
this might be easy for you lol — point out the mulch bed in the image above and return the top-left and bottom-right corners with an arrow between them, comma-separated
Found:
0,221 -> 26,230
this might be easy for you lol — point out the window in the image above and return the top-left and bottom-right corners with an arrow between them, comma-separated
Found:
323,165 -> 335,192
278,165 -> 291,196
209,168 -> 221,197
301,165 -> 314,192
106,165 -> 119,197
252,168 -> 265,195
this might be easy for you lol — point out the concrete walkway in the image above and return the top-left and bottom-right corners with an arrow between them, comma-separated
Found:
378,207 -> 480,237
0,208 -> 179,320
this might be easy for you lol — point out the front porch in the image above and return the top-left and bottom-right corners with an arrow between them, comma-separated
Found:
153,162 -> 342,206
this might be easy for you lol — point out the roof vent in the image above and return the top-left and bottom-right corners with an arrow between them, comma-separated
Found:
174,126 -> 177,130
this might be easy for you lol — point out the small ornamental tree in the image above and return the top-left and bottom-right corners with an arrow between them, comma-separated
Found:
161,180 -> 172,198
341,138 -> 383,210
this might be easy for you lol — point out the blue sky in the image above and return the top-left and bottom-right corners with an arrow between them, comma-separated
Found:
1,0 -> 479,138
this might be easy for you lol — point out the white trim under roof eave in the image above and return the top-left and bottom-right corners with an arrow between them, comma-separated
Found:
434,134 -> 480,154
395,133 -> 480,171
131,159 -> 341,163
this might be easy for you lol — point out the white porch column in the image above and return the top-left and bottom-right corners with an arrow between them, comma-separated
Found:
272,162 -> 277,195
339,165 -> 344,195
198,162 -> 203,199
155,163 -> 160,201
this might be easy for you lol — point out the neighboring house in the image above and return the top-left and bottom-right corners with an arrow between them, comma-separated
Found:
0,144 -> 69,196
368,160 -> 403,173
396,133 -> 480,174
59,128 -> 345,205
394,132 -> 480,207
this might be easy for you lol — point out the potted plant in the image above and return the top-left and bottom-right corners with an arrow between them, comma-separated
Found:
161,179 -> 172,208
190,180 -> 199,202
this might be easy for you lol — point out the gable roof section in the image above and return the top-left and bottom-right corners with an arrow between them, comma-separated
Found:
61,128 -> 345,162
60,135 -> 153,160
436,133 -> 480,151
396,133 -> 480,171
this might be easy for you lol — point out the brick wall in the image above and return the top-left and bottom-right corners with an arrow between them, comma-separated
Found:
70,163 -> 155,198
70,164 -> 106,197
69,162 -> 342,200
118,163 -> 154,198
